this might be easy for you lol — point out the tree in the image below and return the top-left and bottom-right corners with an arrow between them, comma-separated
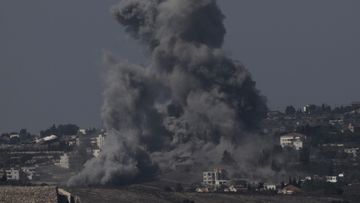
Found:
40,124 -> 79,137
41,124 -> 58,137
321,104 -> 331,113
299,147 -> 310,165
19,129 -> 28,137
271,160 -> 282,172
57,124 -> 79,136
285,105 -> 296,115
0,170 -> 6,182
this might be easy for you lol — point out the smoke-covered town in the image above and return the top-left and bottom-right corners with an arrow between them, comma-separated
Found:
1,0 -> 359,202
2,104 -> 360,202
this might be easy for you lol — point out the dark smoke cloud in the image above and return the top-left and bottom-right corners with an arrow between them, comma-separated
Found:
68,0 -> 268,186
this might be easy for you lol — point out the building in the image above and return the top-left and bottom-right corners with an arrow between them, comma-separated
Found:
5,168 -> 20,180
326,176 -> 338,183
279,184 -> 302,195
54,153 -> 85,170
93,149 -> 101,158
203,171 -> 215,185
203,168 -> 229,187
329,119 -> 344,126
55,153 -> 70,169
196,187 -> 209,193
35,135 -> 58,144
348,123 -> 360,133
264,183 -> 277,191
96,134 -> 105,149
79,129 -> 87,135
21,167 -> 36,180
9,133 -> 20,139
280,133 -> 306,150
303,105 -> 311,114
344,148 -> 359,157
224,185 -> 238,193
351,102 -> 360,109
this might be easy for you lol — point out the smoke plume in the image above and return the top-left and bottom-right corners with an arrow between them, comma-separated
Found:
68,0 -> 269,186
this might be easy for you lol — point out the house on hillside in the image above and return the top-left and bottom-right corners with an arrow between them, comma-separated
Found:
264,183 -> 277,191
325,176 -> 338,183
348,123 -> 360,134
344,147 -> 359,157
203,168 -> 229,188
280,132 -> 306,150
5,168 -> 20,181
279,184 -> 302,195
55,153 -> 70,169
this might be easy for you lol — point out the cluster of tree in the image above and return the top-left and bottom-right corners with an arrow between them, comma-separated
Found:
333,105 -> 356,114
302,180 -> 344,195
297,125 -> 360,147
163,183 -> 185,193
40,124 -> 79,137
247,143 -> 312,176
285,103 -> 360,116
0,170 -> 6,182
285,104 -> 332,115
0,129 -> 33,145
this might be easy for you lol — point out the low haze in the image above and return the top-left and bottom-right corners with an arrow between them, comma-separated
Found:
1,0 -> 359,132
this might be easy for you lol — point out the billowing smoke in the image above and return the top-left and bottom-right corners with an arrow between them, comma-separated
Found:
68,0 -> 269,186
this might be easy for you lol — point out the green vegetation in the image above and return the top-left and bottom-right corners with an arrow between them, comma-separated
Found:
302,180 -> 344,195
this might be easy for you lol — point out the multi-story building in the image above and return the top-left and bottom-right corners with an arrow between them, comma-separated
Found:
96,134 -> 105,149
264,183 -> 277,190
203,168 -> 229,187
280,133 -> 306,150
5,168 -> 20,180
325,176 -> 338,183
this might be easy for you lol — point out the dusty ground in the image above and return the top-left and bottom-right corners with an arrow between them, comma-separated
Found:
67,185 -> 354,203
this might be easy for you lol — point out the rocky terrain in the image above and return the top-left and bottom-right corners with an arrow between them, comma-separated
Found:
0,186 -> 58,203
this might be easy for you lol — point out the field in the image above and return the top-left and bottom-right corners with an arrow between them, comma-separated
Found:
67,185 -> 354,203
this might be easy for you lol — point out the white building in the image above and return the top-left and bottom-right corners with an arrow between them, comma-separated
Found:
5,168 -> 20,180
344,148 -> 359,157
9,134 -> 20,139
303,105 -> 311,113
79,129 -> 87,135
264,183 -> 277,190
35,134 -> 57,143
55,153 -> 70,169
203,168 -> 229,187
326,176 -> 338,183
293,139 -> 304,150
96,134 -> 105,149
93,149 -> 101,158
280,133 -> 306,150
203,171 -> 215,185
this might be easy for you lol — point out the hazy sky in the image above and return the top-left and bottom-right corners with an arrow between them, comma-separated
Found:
1,0 -> 359,133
